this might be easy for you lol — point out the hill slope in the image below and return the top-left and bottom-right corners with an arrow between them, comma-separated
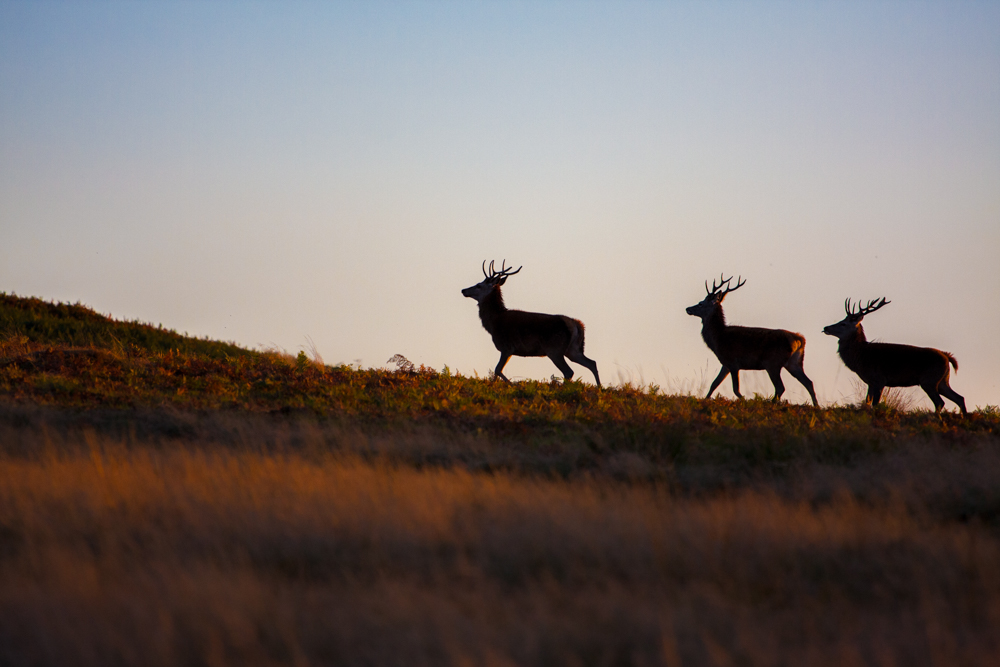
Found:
1,292 -> 997,478
0,292 -> 251,358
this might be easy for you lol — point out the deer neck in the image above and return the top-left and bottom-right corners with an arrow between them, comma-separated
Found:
837,324 -> 868,371
477,288 -> 508,335
700,306 -> 728,356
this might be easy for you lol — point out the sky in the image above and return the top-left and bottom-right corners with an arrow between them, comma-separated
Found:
1,1 -> 998,409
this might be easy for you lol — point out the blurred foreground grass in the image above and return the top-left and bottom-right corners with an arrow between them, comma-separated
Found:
2,431 -> 999,666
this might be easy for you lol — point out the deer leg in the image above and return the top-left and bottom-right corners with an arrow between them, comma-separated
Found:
730,369 -> 744,400
494,353 -> 512,383
921,383 -> 946,413
867,384 -> 884,407
785,360 -> 819,407
548,354 -> 574,381
938,383 -> 968,416
566,350 -> 601,388
766,367 -> 785,402
707,367 -> 730,399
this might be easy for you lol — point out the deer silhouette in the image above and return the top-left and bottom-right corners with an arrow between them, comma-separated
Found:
686,275 -> 818,406
823,297 -> 967,415
462,260 -> 600,386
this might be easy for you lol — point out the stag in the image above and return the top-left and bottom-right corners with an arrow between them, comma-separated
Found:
462,260 -> 601,386
823,298 -> 967,415
686,275 -> 818,406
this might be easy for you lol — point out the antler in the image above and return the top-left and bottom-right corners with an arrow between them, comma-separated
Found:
485,259 -> 522,282
845,297 -> 890,319
705,274 -> 746,298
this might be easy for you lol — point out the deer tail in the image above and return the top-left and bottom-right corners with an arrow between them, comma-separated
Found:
791,334 -> 805,357
786,333 -> 806,365
945,352 -> 958,372
560,316 -> 586,353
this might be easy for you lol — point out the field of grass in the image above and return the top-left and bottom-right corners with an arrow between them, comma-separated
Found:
2,293 -> 1000,665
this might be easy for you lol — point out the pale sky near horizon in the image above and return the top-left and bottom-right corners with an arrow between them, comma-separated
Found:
2,2 -> 998,409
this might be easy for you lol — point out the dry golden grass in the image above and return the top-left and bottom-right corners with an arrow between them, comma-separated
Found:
2,429 -> 999,666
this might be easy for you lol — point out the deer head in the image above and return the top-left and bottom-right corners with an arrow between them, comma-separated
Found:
685,274 -> 746,319
461,260 -> 522,302
823,297 -> 890,339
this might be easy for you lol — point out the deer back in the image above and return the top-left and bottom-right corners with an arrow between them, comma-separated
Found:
711,325 -> 803,371
491,309 -> 575,357
840,339 -> 954,388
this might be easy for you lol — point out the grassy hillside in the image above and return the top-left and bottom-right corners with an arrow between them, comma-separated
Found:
2,293 -> 1000,665
1,292 -> 997,477
0,292 -> 251,358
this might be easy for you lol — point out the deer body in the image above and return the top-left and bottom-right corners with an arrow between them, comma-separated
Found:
824,298 -> 966,415
687,276 -> 818,406
463,261 -> 601,386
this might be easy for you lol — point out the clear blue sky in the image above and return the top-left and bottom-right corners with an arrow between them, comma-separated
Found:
2,2 -> 998,408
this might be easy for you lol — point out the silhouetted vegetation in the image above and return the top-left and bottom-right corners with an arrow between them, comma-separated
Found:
0,292 -> 251,359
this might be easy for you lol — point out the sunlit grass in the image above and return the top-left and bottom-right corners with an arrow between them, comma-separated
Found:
0,333 -> 992,430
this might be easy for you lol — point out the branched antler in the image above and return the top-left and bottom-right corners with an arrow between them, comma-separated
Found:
483,259 -> 522,284
845,297 -> 890,319
705,274 -> 746,298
